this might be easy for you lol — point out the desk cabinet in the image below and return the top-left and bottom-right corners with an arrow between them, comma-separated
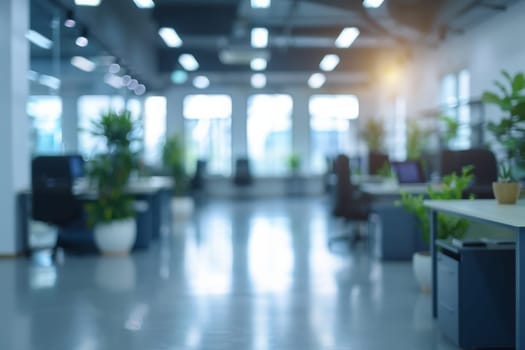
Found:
437,240 -> 515,349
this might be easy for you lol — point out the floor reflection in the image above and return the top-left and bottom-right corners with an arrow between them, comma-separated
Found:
0,197 -> 460,350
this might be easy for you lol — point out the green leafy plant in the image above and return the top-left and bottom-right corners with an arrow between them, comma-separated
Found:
162,133 -> 189,196
406,119 -> 428,160
86,110 -> 138,227
362,117 -> 385,153
482,70 -> 525,171
286,153 -> 301,174
498,161 -> 516,182
440,114 -> 459,143
377,161 -> 393,178
396,166 -> 474,245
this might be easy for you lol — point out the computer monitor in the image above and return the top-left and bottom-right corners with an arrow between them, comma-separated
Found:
391,160 -> 426,184
68,155 -> 85,179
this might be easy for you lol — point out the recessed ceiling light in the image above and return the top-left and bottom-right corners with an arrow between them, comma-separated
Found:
104,74 -> 124,89
134,84 -> 146,95
75,30 -> 89,47
363,0 -> 385,8
128,79 -> 139,90
319,54 -> 340,71
179,54 -> 199,71
335,27 -> 360,48
171,70 -> 188,84
251,73 -> 266,88
133,0 -> 155,8
27,70 -> 39,81
64,11 -> 76,28
25,30 -> 53,49
193,76 -> 210,89
250,58 -> 267,71
308,73 -> 326,89
251,28 -> 269,48
71,56 -> 96,72
251,0 -> 270,8
74,0 -> 101,6
158,27 -> 182,48
108,63 -> 120,74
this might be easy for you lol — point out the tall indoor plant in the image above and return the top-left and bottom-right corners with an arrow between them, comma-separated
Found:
482,70 -> 524,202
397,166 -> 474,292
86,110 -> 138,254
163,133 -> 193,219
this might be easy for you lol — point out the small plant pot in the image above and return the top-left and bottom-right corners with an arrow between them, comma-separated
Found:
492,181 -> 521,205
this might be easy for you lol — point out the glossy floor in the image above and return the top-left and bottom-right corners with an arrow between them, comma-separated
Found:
0,197 -> 458,350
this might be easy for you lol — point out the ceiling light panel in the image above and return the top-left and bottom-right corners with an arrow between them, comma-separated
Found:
319,54 -> 340,72
251,74 -> 266,88
251,0 -> 270,8
179,54 -> 199,71
74,0 -> 101,6
133,0 -> 155,9
71,56 -> 96,72
25,30 -> 52,49
193,76 -> 210,89
308,73 -> 326,89
363,0 -> 385,8
251,28 -> 269,48
250,58 -> 267,71
335,27 -> 360,48
158,27 -> 182,48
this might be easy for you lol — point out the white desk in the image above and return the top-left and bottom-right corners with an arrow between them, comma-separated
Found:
424,199 -> 525,350
361,182 -> 437,196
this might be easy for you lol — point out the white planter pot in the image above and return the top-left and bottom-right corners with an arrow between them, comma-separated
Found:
171,197 -> 194,221
413,251 -> 432,293
94,218 -> 136,255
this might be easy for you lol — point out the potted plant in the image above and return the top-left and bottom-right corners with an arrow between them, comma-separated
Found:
482,70 -> 525,186
362,117 -> 385,154
492,162 -> 521,204
162,133 -> 193,220
286,152 -> 301,175
397,166 -> 474,292
86,110 -> 138,255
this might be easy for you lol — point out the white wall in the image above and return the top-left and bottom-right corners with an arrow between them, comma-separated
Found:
406,1 -> 525,118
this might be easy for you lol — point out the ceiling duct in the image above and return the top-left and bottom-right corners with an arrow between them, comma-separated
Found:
219,48 -> 270,65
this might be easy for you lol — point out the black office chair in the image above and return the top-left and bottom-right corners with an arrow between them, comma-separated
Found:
233,158 -> 253,186
190,159 -> 207,192
440,148 -> 498,198
329,154 -> 372,250
31,155 -> 85,255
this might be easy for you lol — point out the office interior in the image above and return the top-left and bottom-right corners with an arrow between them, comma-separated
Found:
1,0 -> 525,349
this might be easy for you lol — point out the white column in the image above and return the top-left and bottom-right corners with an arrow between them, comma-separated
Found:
0,0 -> 30,255
165,89 -> 184,137
61,91 -> 79,153
231,89 -> 248,161
289,89 -> 310,174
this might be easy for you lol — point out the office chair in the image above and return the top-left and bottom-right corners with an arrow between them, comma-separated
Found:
440,148 -> 497,198
31,155 -> 85,255
190,159 -> 207,191
368,151 -> 389,176
233,157 -> 253,186
329,154 -> 372,250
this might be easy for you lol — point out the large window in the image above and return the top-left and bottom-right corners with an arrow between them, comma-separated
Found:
247,94 -> 293,176
27,96 -> 62,155
309,95 -> 359,174
440,70 -> 470,149
143,96 -> 167,167
183,95 -> 232,176
78,96 -> 141,156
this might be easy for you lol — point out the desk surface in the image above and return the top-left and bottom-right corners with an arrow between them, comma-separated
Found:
361,182 -> 434,196
424,199 -> 525,228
